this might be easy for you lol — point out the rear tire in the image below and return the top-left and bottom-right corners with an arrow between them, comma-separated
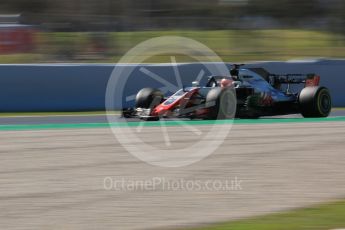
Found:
206,88 -> 236,120
135,88 -> 163,109
299,86 -> 331,118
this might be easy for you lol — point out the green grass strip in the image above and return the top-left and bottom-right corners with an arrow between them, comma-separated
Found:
0,116 -> 344,131
188,199 -> 345,230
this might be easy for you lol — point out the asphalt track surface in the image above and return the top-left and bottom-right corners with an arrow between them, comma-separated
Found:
1,112 -> 345,229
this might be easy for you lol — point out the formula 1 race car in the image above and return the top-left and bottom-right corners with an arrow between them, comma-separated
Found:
122,64 -> 332,120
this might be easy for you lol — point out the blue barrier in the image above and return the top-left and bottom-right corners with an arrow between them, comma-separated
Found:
0,60 -> 344,112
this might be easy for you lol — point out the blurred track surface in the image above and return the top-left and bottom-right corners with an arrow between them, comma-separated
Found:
0,120 -> 345,230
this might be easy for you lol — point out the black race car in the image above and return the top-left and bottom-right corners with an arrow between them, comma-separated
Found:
123,65 -> 332,120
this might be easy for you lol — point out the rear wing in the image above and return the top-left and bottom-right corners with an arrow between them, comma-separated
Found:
247,68 -> 320,87
269,73 -> 320,87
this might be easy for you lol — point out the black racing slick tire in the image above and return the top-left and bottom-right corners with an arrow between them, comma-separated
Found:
299,86 -> 332,118
135,88 -> 163,109
206,88 -> 236,120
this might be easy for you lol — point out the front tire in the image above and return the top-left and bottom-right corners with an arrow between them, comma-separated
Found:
135,88 -> 163,109
299,86 -> 331,118
206,88 -> 236,120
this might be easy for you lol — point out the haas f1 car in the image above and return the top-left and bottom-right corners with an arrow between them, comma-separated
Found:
123,65 -> 332,120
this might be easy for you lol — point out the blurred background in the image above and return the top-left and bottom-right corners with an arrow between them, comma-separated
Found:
0,0 -> 345,63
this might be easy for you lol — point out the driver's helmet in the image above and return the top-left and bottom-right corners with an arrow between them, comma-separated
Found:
221,78 -> 232,87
